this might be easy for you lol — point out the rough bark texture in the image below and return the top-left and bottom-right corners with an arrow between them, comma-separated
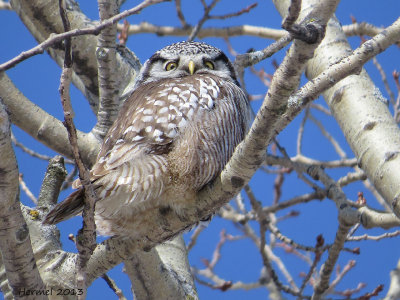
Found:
0,100 -> 46,300
274,0 -> 400,217
124,237 -> 198,300
10,0 -> 140,114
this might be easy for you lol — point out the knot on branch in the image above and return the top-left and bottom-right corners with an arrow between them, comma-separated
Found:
338,206 -> 359,227
283,20 -> 326,44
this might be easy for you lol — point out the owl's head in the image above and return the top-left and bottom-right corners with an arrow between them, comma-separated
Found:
133,41 -> 238,88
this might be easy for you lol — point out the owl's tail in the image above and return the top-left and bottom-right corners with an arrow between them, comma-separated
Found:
42,189 -> 84,225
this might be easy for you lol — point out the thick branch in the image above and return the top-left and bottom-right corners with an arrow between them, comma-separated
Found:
117,22 -> 387,41
0,72 -> 100,166
301,17 -> 400,215
7,0 -> 144,112
37,156 -> 68,207
0,99 -> 46,299
124,237 -> 198,300
92,0 -> 120,140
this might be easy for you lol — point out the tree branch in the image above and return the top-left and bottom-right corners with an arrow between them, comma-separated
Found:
4,0 -> 159,111
92,0 -> 120,140
124,236 -> 198,300
0,99 -> 46,299
0,69 -> 100,167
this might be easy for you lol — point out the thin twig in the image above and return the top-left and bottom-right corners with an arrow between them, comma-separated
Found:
326,260 -> 356,294
0,0 -> 167,72
209,2 -> 257,20
102,274 -> 127,300
19,173 -> 38,204
274,139 -> 321,191
61,164 -> 78,191
310,103 -> 331,115
393,71 -> 400,122
187,225 -> 207,251
298,235 -> 324,296
118,19 -> 130,45
308,113 -> 347,159
11,133 -> 75,164
347,230 -> 400,241
296,105 -> 310,155
247,185 -> 302,297
58,0 -> 97,297
234,34 -> 292,70
187,0 -> 220,42
175,0 -> 187,27
372,57 -> 396,105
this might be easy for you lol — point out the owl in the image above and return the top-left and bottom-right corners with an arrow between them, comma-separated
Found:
44,41 -> 251,237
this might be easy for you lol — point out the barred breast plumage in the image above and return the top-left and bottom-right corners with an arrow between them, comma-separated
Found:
44,41 -> 251,237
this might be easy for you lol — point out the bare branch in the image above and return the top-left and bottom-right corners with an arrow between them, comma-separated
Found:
281,0 -> 301,30
175,0 -> 187,27
0,0 -> 11,10
209,2 -> 258,20
101,274 -> 127,300
348,230 -> 400,242
121,22 -> 288,40
299,235 -> 324,295
117,21 -> 388,42
234,33 -> 292,69
37,156 -> 67,207
385,259 -> 400,300
187,0 -> 220,42
248,185 -> 301,297
58,1 -> 96,296
0,0 -> 168,72
91,0 -> 120,140
0,72 -> 100,166
296,105 -> 310,155
19,173 -> 37,204
11,133 -> 75,164
327,260 -> 356,295
372,57 -> 396,106
312,224 -> 354,299
0,99 -> 46,299
308,113 -> 347,159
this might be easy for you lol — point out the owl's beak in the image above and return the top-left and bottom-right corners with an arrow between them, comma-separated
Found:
188,60 -> 195,75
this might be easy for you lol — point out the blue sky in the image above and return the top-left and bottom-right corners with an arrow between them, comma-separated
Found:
1,0 -> 400,299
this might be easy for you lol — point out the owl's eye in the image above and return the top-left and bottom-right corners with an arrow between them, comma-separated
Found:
204,61 -> 214,70
165,61 -> 178,71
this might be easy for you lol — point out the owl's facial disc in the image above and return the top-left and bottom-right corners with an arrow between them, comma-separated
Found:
133,41 -> 238,88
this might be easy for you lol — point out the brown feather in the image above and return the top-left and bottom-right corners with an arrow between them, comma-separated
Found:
42,189 -> 84,224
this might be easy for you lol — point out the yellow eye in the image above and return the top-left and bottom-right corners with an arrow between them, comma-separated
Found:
165,61 -> 178,71
204,61 -> 214,70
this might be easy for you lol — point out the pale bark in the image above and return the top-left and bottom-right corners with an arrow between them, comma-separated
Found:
92,0 -> 120,140
386,259 -> 400,300
124,237 -> 198,300
10,0 -> 140,113
274,1 -> 400,217
0,99 -> 46,300
120,21 -> 384,41
272,0 -> 400,298
0,72 -> 100,166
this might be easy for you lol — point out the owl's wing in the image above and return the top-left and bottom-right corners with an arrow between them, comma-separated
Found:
44,80 -> 179,225
44,75 -> 250,226
88,74 -> 250,189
